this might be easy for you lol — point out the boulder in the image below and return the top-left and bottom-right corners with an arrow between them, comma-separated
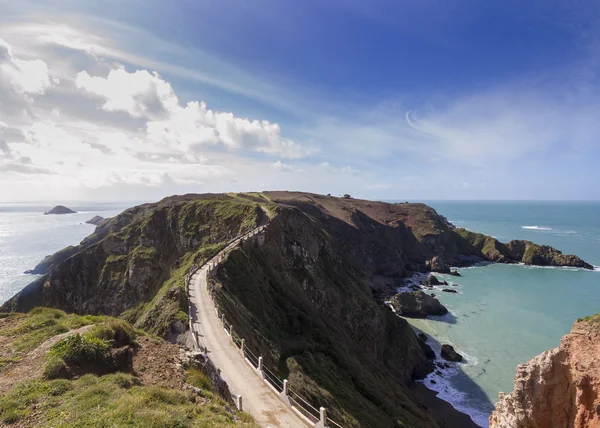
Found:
389,291 -> 448,318
449,269 -> 461,276
417,332 -> 428,342
441,344 -> 463,362
426,255 -> 451,274
441,289 -> 458,294
45,205 -> 77,215
422,274 -> 448,287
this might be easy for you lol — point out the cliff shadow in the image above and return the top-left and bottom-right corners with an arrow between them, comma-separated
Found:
410,325 -> 495,428
429,311 -> 458,324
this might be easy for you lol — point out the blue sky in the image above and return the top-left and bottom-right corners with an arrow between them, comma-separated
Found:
1,0 -> 599,201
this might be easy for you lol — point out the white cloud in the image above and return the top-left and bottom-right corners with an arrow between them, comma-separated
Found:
319,161 -> 358,175
272,160 -> 304,172
0,38 -> 58,95
76,68 -> 179,118
74,68 -> 308,158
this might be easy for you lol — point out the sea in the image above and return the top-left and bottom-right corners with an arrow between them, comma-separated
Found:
0,202 -> 129,305
402,201 -> 600,427
0,200 -> 599,427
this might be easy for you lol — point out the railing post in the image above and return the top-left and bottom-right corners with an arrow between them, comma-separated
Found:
258,356 -> 263,375
241,338 -> 245,354
320,407 -> 327,427
229,324 -> 234,337
283,379 -> 289,396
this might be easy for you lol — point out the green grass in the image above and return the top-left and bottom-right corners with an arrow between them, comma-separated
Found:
0,373 -> 259,427
43,319 -> 140,379
186,368 -> 213,391
0,308 -> 106,354
578,313 -> 600,324
0,357 -> 20,373
48,334 -> 111,365
131,245 -> 158,260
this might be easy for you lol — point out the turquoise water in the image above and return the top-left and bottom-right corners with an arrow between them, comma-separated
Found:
0,203 -> 127,305
1,200 -> 599,426
405,201 -> 600,427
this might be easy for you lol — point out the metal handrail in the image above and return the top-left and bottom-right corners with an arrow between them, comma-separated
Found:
262,365 -> 284,386
327,417 -> 344,428
263,370 -> 284,393
186,222 -> 345,427
289,395 -> 320,423
289,388 -> 321,417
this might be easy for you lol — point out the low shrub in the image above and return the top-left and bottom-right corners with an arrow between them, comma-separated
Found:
48,334 -> 111,365
186,368 -> 213,391
43,356 -> 69,379
87,319 -> 137,348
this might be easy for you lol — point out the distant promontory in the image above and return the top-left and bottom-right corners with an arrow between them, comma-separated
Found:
44,205 -> 77,215
85,215 -> 105,225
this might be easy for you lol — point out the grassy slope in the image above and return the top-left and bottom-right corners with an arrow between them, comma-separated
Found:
211,205 -> 439,428
1,195 -> 269,338
0,308 -> 257,427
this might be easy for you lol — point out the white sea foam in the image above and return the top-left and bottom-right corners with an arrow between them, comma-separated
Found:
418,342 -> 489,427
521,225 -> 552,231
420,371 -> 490,427
519,263 -> 597,272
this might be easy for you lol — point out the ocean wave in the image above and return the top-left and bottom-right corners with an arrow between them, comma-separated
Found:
419,362 -> 490,427
519,263 -> 598,273
521,225 -> 552,231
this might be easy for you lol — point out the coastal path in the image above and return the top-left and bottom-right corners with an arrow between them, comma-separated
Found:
187,225 -> 341,428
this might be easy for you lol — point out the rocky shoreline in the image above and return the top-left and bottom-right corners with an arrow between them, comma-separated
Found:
2,192 -> 595,428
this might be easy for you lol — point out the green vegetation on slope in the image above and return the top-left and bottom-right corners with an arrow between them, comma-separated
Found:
0,308 -> 258,427
0,308 -> 106,357
455,228 -> 512,262
1,195 -> 268,339
211,207 -> 438,428
0,373 -> 258,427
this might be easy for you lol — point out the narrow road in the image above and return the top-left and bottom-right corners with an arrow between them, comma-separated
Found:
188,230 -> 307,428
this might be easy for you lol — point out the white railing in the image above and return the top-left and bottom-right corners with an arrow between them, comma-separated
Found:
185,224 -> 343,428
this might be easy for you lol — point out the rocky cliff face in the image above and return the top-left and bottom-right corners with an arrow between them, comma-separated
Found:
507,240 -> 594,269
210,204 -> 440,428
2,192 -> 594,428
490,315 -> 600,428
2,194 -> 265,336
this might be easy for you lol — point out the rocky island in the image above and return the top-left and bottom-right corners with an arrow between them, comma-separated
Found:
44,205 -> 77,215
1,192 -> 594,428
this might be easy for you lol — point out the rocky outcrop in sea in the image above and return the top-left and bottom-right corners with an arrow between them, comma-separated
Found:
44,205 -> 77,215
389,291 -> 449,318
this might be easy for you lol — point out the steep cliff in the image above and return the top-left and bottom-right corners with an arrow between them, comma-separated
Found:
210,204 -> 440,427
3,194 -> 266,336
490,315 -> 600,428
507,240 -> 594,269
2,192 -> 593,428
